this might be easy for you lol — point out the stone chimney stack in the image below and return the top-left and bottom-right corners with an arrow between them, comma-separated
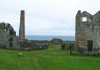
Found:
19,10 -> 25,42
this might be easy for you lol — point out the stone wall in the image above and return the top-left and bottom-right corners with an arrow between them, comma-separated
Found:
0,23 -> 9,48
18,40 -> 48,50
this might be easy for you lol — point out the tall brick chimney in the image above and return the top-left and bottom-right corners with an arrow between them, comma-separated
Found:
19,10 -> 25,42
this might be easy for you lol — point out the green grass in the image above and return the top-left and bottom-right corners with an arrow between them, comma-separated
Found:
0,45 -> 100,70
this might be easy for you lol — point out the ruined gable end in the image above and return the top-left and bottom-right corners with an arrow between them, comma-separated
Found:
75,10 -> 100,54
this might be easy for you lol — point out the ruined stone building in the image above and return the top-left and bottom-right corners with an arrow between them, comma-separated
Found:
0,10 -> 48,50
0,22 -> 18,49
76,10 -> 100,54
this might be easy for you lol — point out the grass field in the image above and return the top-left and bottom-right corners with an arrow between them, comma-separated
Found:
0,45 -> 100,70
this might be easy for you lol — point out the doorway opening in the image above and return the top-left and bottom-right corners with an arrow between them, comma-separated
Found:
87,40 -> 93,51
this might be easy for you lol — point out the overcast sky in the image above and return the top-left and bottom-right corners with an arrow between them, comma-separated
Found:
0,0 -> 100,36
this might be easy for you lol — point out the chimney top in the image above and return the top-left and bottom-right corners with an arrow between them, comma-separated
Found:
20,10 -> 25,20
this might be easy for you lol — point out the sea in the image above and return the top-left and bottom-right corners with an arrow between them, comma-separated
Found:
25,35 -> 75,41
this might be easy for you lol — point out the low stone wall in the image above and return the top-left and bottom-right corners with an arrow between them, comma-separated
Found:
18,40 -> 48,50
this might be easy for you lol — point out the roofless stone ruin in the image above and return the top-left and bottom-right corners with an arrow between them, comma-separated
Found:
76,10 -> 100,54
0,10 -> 48,50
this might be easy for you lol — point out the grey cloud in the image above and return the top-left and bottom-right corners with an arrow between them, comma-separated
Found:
0,0 -> 100,36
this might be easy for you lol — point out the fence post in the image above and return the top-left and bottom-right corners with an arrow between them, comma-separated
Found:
69,44 -> 72,55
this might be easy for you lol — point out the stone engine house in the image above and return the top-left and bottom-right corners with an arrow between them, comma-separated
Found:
76,10 -> 100,54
